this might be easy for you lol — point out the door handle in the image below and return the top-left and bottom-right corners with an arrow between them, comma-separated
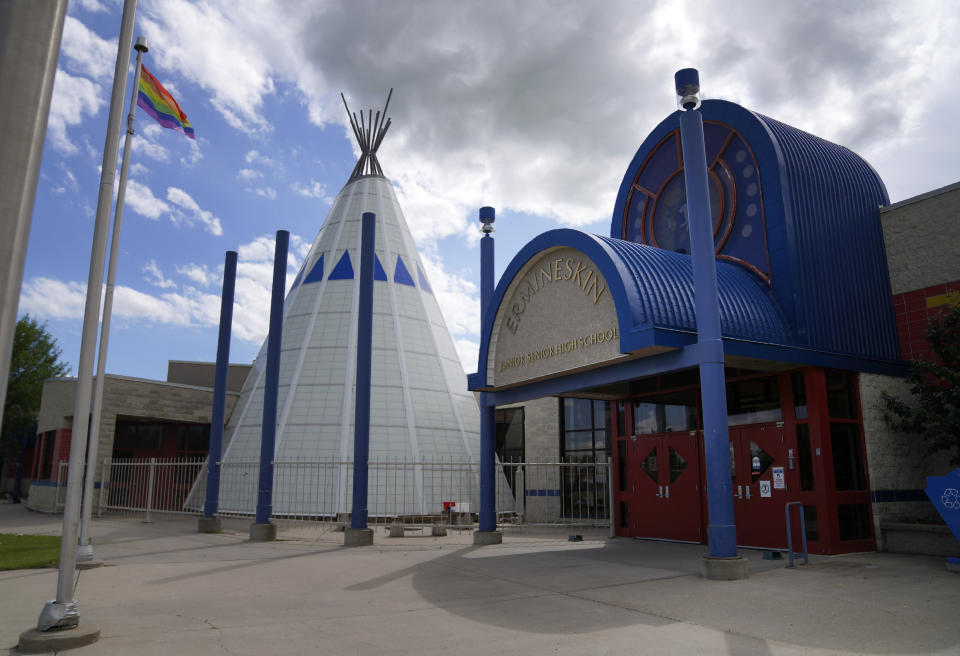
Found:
745,486 -> 752,500
664,485 -> 670,499
735,485 -> 743,499
656,485 -> 663,498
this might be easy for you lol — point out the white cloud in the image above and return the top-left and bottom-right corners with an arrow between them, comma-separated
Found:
244,150 -> 274,166
237,168 -> 262,182
291,180 -> 331,202
125,179 -> 171,219
180,139 -> 204,167
17,232 -> 309,339
143,259 -> 177,289
51,165 -> 80,195
132,134 -> 171,162
72,0 -> 109,12
166,187 -> 223,236
175,263 -> 216,287
253,187 -> 277,200
47,69 -> 105,155
139,0 -> 960,238
454,338 -> 480,374
60,16 -> 117,82
419,253 -> 479,337
130,162 -> 150,176
19,278 -> 87,319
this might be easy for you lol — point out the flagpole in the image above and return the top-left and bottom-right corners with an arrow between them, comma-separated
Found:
77,36 -> 148,566
35,0 -> 138,634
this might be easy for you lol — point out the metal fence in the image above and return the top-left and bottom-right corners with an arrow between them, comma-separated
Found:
54,460 -> 69,510
99,457 -> 207,520
93,457 -> 611,529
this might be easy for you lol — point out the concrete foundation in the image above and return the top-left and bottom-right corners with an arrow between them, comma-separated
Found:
19,625 -> 100,652
700,555 -> 749,580
389,524 -> 405,537
249,522 -> 276,542
881,522 -> 959,557
76,559 -> 104,570
473,530 -> 503,545
432,525 -> 447,537
198,516 -> 222,533
344,527 -> 373,547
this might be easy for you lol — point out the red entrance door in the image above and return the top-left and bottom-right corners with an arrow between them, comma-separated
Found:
729,425 -> 790,548
626,433 -> 702,542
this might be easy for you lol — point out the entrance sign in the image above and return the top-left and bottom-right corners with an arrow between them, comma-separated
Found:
487,247 -> 623,386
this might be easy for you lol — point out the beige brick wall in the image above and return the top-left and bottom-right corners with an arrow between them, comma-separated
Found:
30,374 -> 239,511
860,373 -> 950,524
881,183 -> 960,295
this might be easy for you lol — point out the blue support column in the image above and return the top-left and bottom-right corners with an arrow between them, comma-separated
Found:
350,212 -> 376,530
477,206 -> 498,534
675,69 -> 739,561
255,230 -> 288,527
203,250 -> 237,520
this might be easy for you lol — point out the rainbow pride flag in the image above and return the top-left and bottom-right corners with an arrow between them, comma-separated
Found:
137,64 -> 195,139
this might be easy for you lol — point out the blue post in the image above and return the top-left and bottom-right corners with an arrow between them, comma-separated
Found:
478,206 -> 497,533
255,230 -> 288,525
675,69 -> 738,559
204,250 -> 237,519
350,212 -> 376,530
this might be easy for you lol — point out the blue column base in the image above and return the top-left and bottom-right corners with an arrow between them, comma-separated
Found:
351,508 -> 368,530
203,501 -> 217,519
255,504 -> 271,525
707,523 -> 739,558
478,511 -> 496,533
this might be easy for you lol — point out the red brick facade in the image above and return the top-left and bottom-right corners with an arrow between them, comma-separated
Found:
892,281 -> 960,361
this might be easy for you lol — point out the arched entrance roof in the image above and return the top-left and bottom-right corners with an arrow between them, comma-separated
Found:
469,228 -> 902,402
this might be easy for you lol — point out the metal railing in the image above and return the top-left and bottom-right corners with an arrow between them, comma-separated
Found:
93,457 -> 611,530
99,457 -> 207,519
54,460 -> 69,510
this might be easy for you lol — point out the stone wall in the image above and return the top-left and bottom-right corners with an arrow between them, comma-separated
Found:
499,397 -> 562,523
27,374 -> 239,512
860,373 -> 951,527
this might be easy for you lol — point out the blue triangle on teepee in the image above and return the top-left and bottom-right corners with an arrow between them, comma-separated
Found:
374,254 -> 388,281
328,251 -> 354,280
417,264 -> 432,294
394,255 -> 416,287
303,253 -> 324,284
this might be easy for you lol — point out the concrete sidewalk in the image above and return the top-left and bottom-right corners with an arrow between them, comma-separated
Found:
1,504 -> 957,655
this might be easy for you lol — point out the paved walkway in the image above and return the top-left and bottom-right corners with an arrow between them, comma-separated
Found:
1,504 -> 958,655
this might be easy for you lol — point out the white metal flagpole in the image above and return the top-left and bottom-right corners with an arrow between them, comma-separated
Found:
77,36 -> 149,565
36,0 -> 139,632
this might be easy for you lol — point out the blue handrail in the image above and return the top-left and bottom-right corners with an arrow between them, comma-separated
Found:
785,501 -> 809,567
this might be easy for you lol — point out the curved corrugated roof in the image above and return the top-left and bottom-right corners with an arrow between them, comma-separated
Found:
596,235 -> 789,343
477,229 -> 789,381
609,99 -> 899,363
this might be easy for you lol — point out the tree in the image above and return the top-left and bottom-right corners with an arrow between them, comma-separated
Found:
1,316 -> 71,489
883,303 -> 960,465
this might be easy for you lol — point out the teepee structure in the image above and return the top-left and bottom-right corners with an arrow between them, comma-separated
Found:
195,91 -> 502,518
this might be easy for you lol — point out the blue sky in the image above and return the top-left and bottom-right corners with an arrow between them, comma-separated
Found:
19,0 -> 960,381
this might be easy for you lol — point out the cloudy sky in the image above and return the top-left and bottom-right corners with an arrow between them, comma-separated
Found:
19,0 -> 960,380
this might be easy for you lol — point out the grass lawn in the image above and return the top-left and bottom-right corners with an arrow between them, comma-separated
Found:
0,534 -> 60,570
